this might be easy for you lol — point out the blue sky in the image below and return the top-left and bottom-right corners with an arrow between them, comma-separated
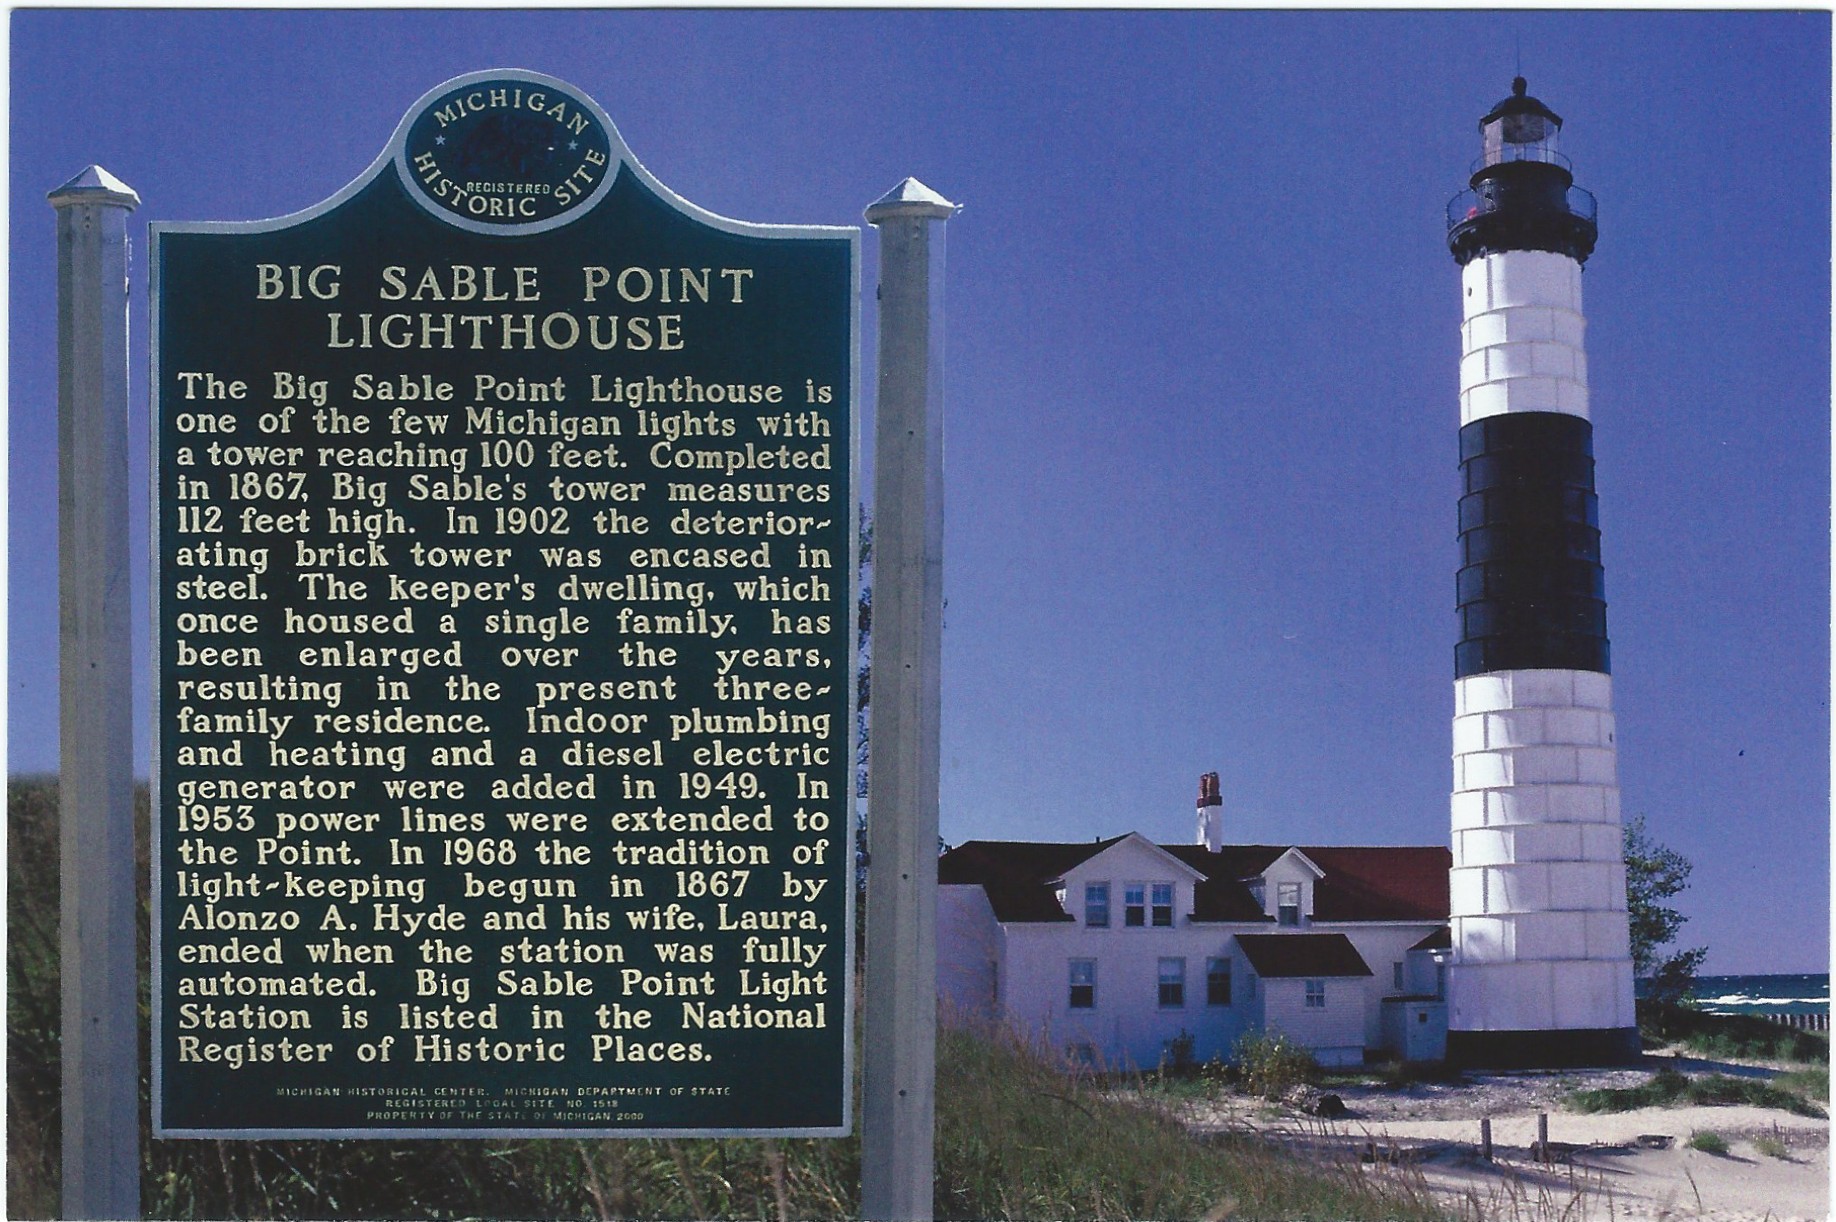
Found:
9,9 -> 1829,974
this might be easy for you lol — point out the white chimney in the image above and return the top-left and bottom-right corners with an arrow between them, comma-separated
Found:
1195,771 -> 1224,851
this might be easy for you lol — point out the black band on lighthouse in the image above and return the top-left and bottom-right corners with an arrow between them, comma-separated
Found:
1447,160 -> 1598,266
1455,411 -> 1609,678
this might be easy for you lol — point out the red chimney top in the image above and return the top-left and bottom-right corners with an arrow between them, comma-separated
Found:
1196,772 -> 1222,807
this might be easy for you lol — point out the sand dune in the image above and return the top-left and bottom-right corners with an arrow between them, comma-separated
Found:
1168,1057 -> 1828,1221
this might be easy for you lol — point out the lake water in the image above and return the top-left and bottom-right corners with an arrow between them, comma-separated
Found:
1686,972 -> 1829,1018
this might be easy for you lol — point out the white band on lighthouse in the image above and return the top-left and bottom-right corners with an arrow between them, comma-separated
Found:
1449,669 -> 1635,1035
1460,250 -> 1588,426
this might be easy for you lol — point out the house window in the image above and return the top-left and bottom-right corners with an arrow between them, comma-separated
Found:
1151,882 -> 1175,927
1278,882 -> 1301,926
1157,958 -> 1185,1008
1206,957 -> 1232,1006
1068,960 -> 1096,1009
1435,963 -> 1447,1000
1305,979 -> 1326,1009
1124,884 -> 1146,927
1393,961 -> 1405,993
1246,972 -> 1257,999
1084,882 -> 1110,928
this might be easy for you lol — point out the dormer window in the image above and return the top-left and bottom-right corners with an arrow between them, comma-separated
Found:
1278,882 -> 1301,926
1123,883 -> 1146,927
1150,882 -> 1174,927
1084,882 -> 1110,928
1247,879 -> 1266,909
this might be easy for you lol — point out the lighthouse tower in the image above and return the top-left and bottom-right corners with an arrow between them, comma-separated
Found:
1443,79 -> 1638,1066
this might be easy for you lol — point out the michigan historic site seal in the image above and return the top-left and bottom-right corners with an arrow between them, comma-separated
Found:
397,70 -> 617,232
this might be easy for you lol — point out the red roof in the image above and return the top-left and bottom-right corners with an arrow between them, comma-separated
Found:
936,837 -> 1125,923
1163,845 -> 1283,921
1237,933 -> 1374,978
1301,846 -> 1451,922
936,839 -> 1449,925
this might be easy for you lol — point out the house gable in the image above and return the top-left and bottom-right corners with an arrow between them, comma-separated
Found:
1057,834 -> 1206,930
1257,849 -> 1326,925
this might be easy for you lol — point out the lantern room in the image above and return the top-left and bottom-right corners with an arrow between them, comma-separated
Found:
1480,77 -> 1566,171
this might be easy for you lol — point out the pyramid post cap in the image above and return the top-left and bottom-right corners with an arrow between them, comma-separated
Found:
49,165 -> 140,210
865,177 -> 957,224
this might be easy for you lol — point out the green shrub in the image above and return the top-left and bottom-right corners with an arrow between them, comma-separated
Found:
1232,1031 -> 1320,1100
1162,1028 -> 1197,1075
1686,1130 -> 1729,1155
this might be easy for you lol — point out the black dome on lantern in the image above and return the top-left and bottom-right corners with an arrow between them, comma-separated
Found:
1480,76 -> 1563,130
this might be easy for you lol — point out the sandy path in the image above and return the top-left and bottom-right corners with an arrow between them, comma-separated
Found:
1166,1061 -> 1828,1221
1357,1105 -> 1824,1221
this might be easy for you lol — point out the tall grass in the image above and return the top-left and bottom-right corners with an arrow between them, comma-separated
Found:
933,1020 -> 1442,1221
9,777 -> 1445,1220
1565,1065 -> 1826,1119
6,776 -> 64,1214
1773,1064 -> 1829,1101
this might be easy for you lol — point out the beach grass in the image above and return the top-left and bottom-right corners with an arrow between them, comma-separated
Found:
1752,1128 -> 1792,1159
1565,1065 -> 1826,1119
933,1020 -> 1443,1221
1773,1064 -> 1829,1100
1684,1129 -> 1729,1154
1640,998 -> 1829,1064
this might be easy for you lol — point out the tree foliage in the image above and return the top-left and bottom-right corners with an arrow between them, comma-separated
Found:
1623,813 -> 1707,1005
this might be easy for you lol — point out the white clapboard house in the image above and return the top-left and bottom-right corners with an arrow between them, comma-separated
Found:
937,774 -> 1453,1069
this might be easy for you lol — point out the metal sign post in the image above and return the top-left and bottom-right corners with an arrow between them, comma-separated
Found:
860,178 -> 954,1222
53,164 -> 142,1221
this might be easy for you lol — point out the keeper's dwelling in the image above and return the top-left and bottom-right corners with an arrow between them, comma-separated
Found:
937,773 -> 1453,1069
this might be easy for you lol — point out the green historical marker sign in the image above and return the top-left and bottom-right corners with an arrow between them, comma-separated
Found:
152,70 -> 857,1137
